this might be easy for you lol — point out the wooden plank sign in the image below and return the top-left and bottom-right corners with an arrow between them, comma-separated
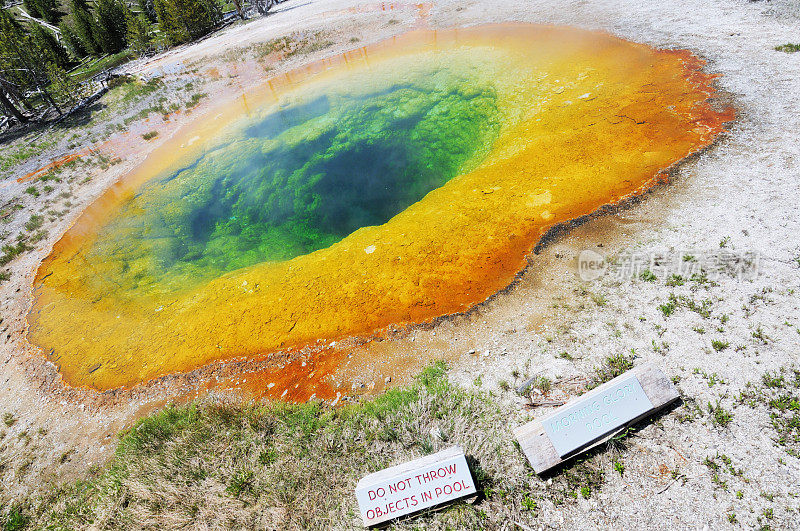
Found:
514,363 -> 679,474
355,446 -> 476,527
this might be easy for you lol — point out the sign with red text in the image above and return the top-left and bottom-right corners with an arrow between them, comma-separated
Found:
355,446 -> 476,526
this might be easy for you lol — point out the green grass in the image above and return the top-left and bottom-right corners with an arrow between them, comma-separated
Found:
588,351 -> 635,389
775,43 -> 800,53
745,368 -> 800,455
186,92 -> 207,108
3,362 -> 631,528
69,50 -> 135,83
659,294 -> 678,317
639,269 -> 656,282
708,400 -> 733,427
0,241 -> 31,266
24,215 -> 43,232
1,505 -> 30,531
2,412 -> 17,427
711,339 -> 730,352
665,274 -> 685,286
528,375 -> 552,394
28,230 -> 47,244
0,144 -> 43,173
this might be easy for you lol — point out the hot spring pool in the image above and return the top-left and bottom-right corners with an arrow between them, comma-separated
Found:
28,24 -> 732,390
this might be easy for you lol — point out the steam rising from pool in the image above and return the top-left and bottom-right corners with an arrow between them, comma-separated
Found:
90,76 -> 500,294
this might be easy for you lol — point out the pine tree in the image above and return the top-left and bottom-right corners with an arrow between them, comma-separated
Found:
231,0 -> 246,21
0,9 -> 34,121
29,24 -> 71,69
154,0 -> 221,46
126,11 -> 152,56
70,0 -> 101,56
95,0 -> 127,54
59,21 -> 87,59
22,0 -> 42,19
0,8 -> 65,115
138,0 -> 156,23
35,0 -> 61,24
45,60 -> 77,106
0,9 -> 31,89
21,0 -> 60,24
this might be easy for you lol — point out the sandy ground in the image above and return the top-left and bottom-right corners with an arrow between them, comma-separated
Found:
1,0 -> 800,527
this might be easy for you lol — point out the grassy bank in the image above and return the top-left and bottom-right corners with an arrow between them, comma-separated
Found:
0,361 -> 633,530
2,353 -> 798,529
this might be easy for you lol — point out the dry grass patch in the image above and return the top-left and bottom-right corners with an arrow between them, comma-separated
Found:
4,363 -> 643,529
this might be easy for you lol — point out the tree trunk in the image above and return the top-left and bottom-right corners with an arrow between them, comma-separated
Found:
0,87 -> 29,123
232,0 -> 247,19
42,87 -> 63,116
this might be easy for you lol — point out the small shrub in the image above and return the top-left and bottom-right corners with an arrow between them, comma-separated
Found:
257,448 -> 276,465
590,292 -> 607,307
589,351 -> 635,389
226,469 -> 254,497
187,93 -> 207,108
25,216 -> 45,232
2,412 -> 16,427
532,376 -> 552,394
639,269 -> 656,282
708,400 -> 732,427
659,294 -> 678,317
521,494 -> 537,512
711,340 -> 729,352
762,371 -> 785,389
142,131 -> 159,141
775,43 -> 800,53
29,230 -> 47,244
752,326 -> 770,343
0,242 -> 30,266
665,274 -> 685,286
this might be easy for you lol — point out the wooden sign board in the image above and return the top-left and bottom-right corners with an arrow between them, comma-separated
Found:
514,363 -> 679,474
355,446 -> 476,527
